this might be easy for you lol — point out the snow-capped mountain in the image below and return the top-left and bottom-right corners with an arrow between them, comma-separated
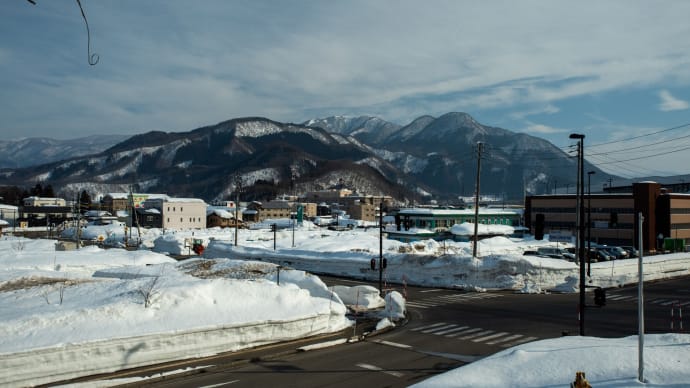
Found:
0,135 -> 128,169
0,113 -> 612,203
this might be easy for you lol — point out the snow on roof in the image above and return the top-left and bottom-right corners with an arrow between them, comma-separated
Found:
397,207 -> 521,216
164,197 -> 205,203
106,193 -> 170,200
0,219 -> 9,226
207,209 -> 233,218
451,222 -> 515,236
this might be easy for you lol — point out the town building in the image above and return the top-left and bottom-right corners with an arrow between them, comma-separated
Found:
525,181 -> 690,252
385,207 -> 524,242
135,197 -> 207,230
19,197 -> 73,227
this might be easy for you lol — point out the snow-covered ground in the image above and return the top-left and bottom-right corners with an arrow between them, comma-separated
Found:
2,222 -> 690,387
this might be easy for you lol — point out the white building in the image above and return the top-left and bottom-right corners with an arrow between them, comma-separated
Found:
143,197 -> 207,230
23,197 -> 66,207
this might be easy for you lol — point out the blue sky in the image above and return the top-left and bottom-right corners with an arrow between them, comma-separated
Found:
1,1 -> 689,178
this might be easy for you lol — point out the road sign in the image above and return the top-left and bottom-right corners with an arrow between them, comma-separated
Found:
548,230 -> 572,243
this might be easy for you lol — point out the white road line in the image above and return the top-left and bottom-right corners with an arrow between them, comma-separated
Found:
678,301 -> 690,307
410,322 -> 447,332
356,363 -> 404,377
653,299 -> 671,304
500,336 -> 538,348
199,381 -> 240,388
446,327 -> 483,338
372,340 -> 412,349
606,295 -> 629,300
472,332 -> 510,343
435,325 -> 470,336
660,300 -> 680,306
458,330 -> 494,340
485,333 -> 523,345
419,289 -> 444,293
405,303 -> 429,309
421,324 -> 458,334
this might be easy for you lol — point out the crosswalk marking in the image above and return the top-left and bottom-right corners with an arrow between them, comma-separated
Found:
410,322 -> 447,332
607,293 -> 690,307
472,331 -> 510,343
421,324 -> 458,334
407,322 -> 540,348
501,336 -> 538,348
485,333 -> 523,345
445,327 -> 483,338
458,330 -> 494,340
405,292 -> 504,310
435,325 -> 469,336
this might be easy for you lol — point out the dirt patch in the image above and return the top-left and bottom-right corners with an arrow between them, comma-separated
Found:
0,277 -> 89,292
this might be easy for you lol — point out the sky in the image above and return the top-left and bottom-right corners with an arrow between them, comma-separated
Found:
1,1 -> 690,178
2,224 -> 690,386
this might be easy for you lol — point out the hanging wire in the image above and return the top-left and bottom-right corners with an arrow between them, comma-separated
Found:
76,0 -> 99,65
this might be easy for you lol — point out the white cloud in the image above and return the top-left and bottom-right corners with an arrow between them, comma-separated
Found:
524,123 -> 567,134
658,90 -> 689,111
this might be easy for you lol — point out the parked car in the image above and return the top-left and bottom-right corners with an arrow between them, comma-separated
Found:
620,246 -> 639,258
588,248 -> 614,262
536,247 -> 576,261
598,245 -> 629,260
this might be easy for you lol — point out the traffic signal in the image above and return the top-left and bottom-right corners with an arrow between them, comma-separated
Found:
594,287 -> 606,306
535,214 -> 545,240
370,258 -> 376,270
270,223 -> 277,232
382,258 -> 387,269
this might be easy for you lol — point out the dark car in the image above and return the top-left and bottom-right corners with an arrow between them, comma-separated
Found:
588,248 -> 613,262
598,246 -> 629,260
620,246 -> 639,258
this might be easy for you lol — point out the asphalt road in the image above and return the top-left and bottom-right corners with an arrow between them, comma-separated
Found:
65,275 -> 690,387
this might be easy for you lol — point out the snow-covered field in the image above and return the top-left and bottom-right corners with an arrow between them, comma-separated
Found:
2,222 -> 690,387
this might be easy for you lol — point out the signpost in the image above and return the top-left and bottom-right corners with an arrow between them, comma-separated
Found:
548,230 -> 573,243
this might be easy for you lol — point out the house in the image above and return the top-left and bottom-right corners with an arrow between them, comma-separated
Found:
207,207 -> 243,228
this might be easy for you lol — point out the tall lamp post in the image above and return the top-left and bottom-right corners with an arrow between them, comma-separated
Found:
570,133 -> 586,336
587,171 -> 596,277
234,173 -> 242,247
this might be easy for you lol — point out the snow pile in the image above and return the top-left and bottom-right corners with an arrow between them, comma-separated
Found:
0,238 -> 351,387
412,334 -> 690,387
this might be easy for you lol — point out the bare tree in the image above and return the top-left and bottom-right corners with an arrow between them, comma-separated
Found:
137,276 -> 161,308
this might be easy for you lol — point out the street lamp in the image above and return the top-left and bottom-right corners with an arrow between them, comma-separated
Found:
569,133 -> 586,336
587,171 -> 595,277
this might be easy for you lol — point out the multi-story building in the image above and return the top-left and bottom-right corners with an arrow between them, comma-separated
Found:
138,197 -> 207,230
19,197 -> 73,227
525,181 -> 690,252
302,189 -> 393,222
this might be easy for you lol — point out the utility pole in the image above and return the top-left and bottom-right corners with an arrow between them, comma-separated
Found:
587,171 -> 595,277
472,142 -> 484,259
379,201 -> 384,296
234,173 -> 242,247
637,212 -> 645,383
570,133 -> 585,336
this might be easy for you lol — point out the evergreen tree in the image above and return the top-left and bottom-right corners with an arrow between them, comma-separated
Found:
43,184 -> 55,198
79,190 -> 92,209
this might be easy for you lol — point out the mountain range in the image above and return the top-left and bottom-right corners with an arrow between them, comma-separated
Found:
0,113 -> 613,203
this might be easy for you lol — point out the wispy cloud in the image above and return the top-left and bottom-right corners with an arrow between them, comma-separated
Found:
524,123 -> 568,134
658,90 -> 689,111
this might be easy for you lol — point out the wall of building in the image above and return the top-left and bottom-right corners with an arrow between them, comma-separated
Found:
160,200 -> 207,230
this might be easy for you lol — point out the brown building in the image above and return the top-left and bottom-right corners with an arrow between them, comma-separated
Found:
525,182 -> 690,252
